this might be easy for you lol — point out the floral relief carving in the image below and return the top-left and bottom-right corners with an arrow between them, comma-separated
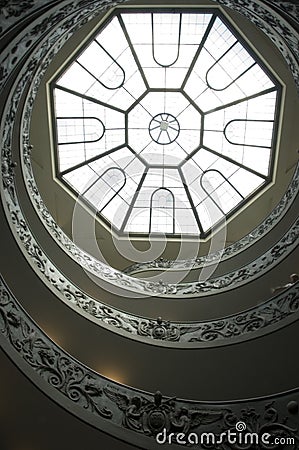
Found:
0,0 -> 298,345
0,278 -> 113,419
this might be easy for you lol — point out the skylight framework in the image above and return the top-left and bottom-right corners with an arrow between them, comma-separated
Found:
51,7 -> 281,238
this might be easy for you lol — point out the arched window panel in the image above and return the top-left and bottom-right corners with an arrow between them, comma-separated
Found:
200,170 -> 243,214
83,167 -> 126,212
203,92 -> 277,174
206,42 -> 255,91
89,152 -> 146,209
80,48 -> 146,110
196,197 -> 224,232
227,64 -> 274,97
184,49 -> 219,105
152,13 -> 181,67
54,88 -> 126,162
184,26 -> 277,113
77,41 -> 125,90
57,117 -> 105,145
150,188 -> 175,234
224,119 -> 274,148
121,12 -> 212,89
57,20 -> 146,109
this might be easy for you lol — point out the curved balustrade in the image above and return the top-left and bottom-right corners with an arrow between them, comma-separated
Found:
1,275 -> 299,449
0,0 -> 298,447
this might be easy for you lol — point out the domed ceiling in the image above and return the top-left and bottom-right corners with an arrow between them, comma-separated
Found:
51,7 -> 281,239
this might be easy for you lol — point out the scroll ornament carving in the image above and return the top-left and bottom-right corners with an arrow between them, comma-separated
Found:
0,278 -> 113,419
0,0 -> 297,298
0,0 -> 34,19
0,277 -> 299,447
104,388 -> 227,436
104,386 -> 299,448
0,0 -> 298,344
136,317 -> 180,341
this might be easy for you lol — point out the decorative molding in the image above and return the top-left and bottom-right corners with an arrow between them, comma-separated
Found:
0,275 -> 299,448
0,0 -> 298,344
0,275 -> 113,420
0,0 -> 34,17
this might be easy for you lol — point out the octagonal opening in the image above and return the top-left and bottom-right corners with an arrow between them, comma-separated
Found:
50,7 -> 282,238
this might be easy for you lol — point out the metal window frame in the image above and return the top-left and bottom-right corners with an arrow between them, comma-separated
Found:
49,6 -> 282,240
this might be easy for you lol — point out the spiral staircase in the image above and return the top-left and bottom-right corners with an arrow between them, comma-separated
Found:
0,0 -> 298,449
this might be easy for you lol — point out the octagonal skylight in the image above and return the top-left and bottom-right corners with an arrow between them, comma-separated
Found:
51,8 -> 281,237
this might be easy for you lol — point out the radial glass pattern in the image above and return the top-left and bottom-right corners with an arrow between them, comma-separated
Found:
52,8 -> 281,237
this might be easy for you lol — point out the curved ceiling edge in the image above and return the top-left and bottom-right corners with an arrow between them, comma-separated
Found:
0,0 -> 298,345
7,0 -> 298,298
1,274 -> 299,449
21,19 -> 299,290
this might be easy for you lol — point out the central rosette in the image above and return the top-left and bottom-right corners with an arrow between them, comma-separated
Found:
128,91 -> 202,165
149,113 -> 180,145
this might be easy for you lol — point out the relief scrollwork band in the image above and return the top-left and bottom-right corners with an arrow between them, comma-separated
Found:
0,277 -> 113,420
0,276 -> 298,448
0,0 -> 298,340
0,0 -> 297,300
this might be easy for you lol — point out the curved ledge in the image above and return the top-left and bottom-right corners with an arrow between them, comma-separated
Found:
0,0 -> 298,338
16,2 -> 298,296
1,275 -> 299,449
0,0 -> 297,299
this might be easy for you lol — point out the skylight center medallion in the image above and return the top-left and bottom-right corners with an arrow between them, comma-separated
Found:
149,113 -> 180,145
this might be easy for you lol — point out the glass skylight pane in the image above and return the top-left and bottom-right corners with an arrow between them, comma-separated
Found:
229,169 -> 264,197
175,208 -> 199,234
101,195 -> 130,229
121,13 -> 152,44
53,8 -> 280,237
204,18 -> 236,59
180,13 -> 212,44
95,16 -> 128,54
152,13 -> 181,66
56,62 -> 95,93
196,198 -> 224,231
63,165 -> 97,193
124,207 -> 150,233
181,159 -> 203,184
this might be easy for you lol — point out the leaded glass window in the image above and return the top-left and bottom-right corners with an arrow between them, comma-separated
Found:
51,8 -> 281,238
